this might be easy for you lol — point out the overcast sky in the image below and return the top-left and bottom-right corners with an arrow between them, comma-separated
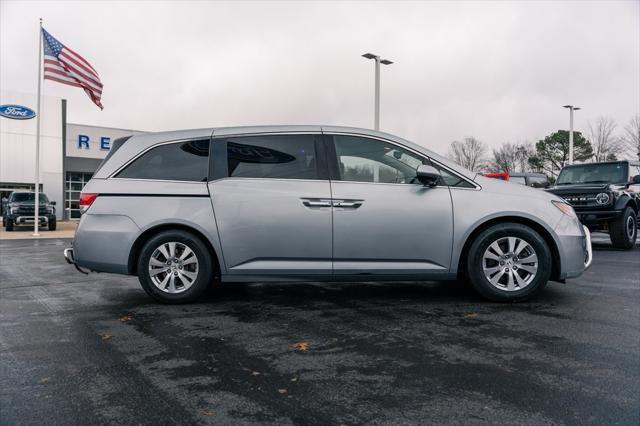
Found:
1,0 -> 639,154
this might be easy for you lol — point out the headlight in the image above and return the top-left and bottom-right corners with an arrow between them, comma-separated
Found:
552,200 -> 577,219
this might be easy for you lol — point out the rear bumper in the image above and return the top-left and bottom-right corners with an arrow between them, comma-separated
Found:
72,213 -> 139,274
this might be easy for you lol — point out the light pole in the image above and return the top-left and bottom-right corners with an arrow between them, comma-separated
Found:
362,53 -> 393,131
563,105 -> 581,164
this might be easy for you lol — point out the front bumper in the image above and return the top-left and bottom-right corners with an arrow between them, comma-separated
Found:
9,215 -> 53,225
575,209 -> 623,224
583,225 -> 593,270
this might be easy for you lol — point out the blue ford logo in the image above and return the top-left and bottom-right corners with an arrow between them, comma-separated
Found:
0,104 -> 37,120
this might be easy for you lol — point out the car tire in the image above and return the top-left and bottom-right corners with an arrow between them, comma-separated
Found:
466,223 -> 552,302
48,218 -> 57,231
137,230 -> 214,304
5,218 -> 13,231
609,207 -> 637,250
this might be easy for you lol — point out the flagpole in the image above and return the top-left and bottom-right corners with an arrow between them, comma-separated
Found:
33,18 -> 42,236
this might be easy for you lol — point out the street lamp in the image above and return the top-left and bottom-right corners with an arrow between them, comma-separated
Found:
563,105 -> 581,164
362,53 -> 393,131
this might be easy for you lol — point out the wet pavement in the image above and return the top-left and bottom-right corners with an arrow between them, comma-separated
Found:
0,236 -> 638,425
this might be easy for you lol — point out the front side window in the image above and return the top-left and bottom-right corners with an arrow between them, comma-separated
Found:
226,135 -> 318,179
333,135 -> 426,184
433,164 -> 475,188
116,139 -> 210,182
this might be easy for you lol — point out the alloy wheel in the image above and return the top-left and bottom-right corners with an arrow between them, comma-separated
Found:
148,242 -> 199,294
482,236 -> 538,292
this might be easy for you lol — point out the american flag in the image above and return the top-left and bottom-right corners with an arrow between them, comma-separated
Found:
42,28 -> 104,109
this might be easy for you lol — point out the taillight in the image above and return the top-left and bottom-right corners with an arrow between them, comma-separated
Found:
79,193 -> 98,213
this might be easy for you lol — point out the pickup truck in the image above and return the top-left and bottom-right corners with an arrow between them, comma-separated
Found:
2,191 -> 57,231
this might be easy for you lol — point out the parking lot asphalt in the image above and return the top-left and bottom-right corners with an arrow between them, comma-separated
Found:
0,236 -> 638,425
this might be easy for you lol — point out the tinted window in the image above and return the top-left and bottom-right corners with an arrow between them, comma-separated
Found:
333,135 -> 426,184
226,135 -> 318,179
117,139 -> 210,181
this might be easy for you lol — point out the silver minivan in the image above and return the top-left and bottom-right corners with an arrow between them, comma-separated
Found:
64,126 -> 592,304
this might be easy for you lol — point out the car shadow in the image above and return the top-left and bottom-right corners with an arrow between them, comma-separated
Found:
192,278 -> 569,308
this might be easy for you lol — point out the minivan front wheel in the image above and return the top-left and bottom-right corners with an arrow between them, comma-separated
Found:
137,230 -> 214,304
466,223 -> 552,302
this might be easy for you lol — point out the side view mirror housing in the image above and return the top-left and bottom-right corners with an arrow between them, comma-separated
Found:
416,165 -> 441,187
50,201 -> 57,206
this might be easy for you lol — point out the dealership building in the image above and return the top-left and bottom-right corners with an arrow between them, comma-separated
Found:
0,91 -> 144,219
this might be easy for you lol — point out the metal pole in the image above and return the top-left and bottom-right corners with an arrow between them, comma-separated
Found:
33,18 -> 43,236
374,58 -> 380,131
568,107 -> 574,165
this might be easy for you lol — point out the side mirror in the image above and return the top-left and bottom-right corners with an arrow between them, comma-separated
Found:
416,165 -> 441,187
50,201 -> 57,206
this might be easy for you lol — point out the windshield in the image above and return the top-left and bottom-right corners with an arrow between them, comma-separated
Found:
10,193 -> 49,203
556,162 -> 627,185
510,176 -> 527,185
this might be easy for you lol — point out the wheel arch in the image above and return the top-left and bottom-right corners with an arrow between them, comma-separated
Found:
456,215 -> 562,282
128,223 -> 221,277
615,195 -> 638,213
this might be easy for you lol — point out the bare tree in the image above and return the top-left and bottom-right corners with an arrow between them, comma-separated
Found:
588,116 -> 622,162
448,137 -> 487,171
515,142 -> 535,172
621,115 -> 640,160
489,142 -> 535,173
490,143 -> 518,173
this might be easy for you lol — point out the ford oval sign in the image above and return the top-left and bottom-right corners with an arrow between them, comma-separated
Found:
0,104 -> 37,120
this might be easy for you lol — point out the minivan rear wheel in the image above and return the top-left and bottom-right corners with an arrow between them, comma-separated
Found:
137,230 -> 214,304
466,223 -> 552,302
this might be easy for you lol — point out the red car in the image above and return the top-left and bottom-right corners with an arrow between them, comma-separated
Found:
483,172 -> 510,181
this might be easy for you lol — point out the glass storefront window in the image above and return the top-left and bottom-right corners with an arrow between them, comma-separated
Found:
64,172 -> 93,219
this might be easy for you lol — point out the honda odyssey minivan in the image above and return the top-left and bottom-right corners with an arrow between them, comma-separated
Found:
64,126 -> 592,304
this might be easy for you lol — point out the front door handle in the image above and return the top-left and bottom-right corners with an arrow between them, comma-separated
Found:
302,199 -> 332,208
333,200 -> 363,209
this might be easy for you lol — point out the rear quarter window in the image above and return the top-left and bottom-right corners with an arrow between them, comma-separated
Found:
116,139 -> 210,182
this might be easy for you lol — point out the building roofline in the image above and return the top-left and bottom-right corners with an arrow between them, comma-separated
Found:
67,122 -> 146,133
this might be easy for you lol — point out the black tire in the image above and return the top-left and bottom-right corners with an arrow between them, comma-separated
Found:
609,207 -> 637,250
137,230 -> 214,304
48,218 -> 57,231
5,218 -> 13,231
466,223 -> 552,302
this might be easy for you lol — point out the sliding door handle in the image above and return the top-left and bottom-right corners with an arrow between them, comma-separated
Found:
333,200 -> 363,209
